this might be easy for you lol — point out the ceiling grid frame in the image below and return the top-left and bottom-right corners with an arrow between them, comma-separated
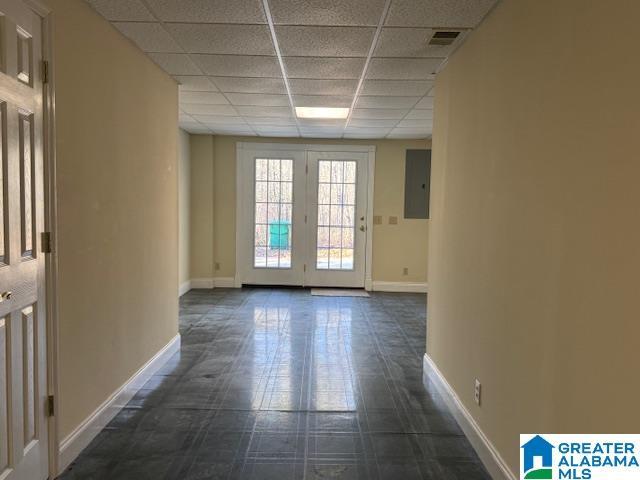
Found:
341,0 -> 392,137
137,0 -> 260,136
85,0 -> 500,139
260,0 -> 302,137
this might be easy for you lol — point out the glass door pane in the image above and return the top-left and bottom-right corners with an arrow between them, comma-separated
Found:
316,160 -> 356,270
254,158 -> 293,269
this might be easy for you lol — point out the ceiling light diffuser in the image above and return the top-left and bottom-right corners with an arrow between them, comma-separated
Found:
295,107 -> 349,119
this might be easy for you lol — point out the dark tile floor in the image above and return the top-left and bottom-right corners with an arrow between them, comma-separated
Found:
59,288 -> 490,480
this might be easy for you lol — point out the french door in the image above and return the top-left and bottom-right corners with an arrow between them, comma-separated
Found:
305,151 -> 368,287
238,145 -> 371,288
0,0 -> 49,479
238,149 -> 307,286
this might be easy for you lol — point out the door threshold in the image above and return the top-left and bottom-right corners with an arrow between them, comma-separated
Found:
310,288 -> 370,298
241,284 -> 307,290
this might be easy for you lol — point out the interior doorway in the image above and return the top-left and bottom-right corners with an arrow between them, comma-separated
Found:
236,143 -> 374,289
0,0 -> 53,478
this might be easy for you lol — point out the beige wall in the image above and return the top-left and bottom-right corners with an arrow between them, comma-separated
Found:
49,0 -> 179,439
428,0 -> 640,474
189,135 -> 430,283
189,135 -> 215,280
179,129 -> 191,289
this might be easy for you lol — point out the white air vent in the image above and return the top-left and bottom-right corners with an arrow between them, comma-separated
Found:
428,31 -> 461,47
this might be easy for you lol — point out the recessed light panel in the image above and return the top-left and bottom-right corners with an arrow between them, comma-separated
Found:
295,107 -> 350,119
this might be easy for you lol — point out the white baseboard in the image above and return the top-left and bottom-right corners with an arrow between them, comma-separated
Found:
183,277 -> 238,293
58,334 -> 181,474
190,277 -> 214,289
214,277 -> 236,288
179,280 -> 191,296
365,277 -> 373,291
371,281 -> 428,293
422,354 -> 516,480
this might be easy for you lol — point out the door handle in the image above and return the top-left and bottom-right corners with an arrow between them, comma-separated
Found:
0,291 -> 13,302
359,225 -> 365,232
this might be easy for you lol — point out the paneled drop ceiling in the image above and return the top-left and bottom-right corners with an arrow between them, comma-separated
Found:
85,0 -> 497,139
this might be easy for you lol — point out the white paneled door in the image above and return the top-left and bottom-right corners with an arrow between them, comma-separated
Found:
0,1 -> 49,479
305,151 -> 369,288
238,145 -> 371,288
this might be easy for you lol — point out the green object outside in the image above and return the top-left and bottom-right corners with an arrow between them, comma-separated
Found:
269,222 -> 290,250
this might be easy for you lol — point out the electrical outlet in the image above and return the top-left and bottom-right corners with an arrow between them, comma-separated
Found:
403,267 -> 409,276
474,379 -> 481,406
215,262 -> 220,271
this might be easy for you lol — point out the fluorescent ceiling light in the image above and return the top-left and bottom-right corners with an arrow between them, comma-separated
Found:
295,107 -> 349,119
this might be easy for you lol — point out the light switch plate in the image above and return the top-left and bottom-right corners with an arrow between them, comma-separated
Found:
389,216 -> 398,225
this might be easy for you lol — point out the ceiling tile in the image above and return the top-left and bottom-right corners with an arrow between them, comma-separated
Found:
113,22 -> 181,52
285,57 -> 365,79
180,104 -> 239,116
192,115 -> 247,125
348,118 -> 399,127
86,0 -> 155,21
179,91 -> 230,105
192,55 -> 281,77
366,58 -> 442,80
180,120 -> 201,128
293,95 -> 352,108
387,127 -> 431,138
351,108 -> 408,119
235,106 -> 293,117
148,53 -> 200,75
276,26 -> 375,57
245,117 -> 297,126
375,28 -> 466,58
210,126 -> 256,135
356,96 -> 420,109
289,79 -> 357,96
269,0 -> 386,26
404,109 -> 434,120
175,75 -> 219,92
181,124 -> 212,134
361,80 -> 433,97
166,24 -> 274,56
385,0 -> 496,28
225,93 -> 290,107
344,127 -> 391,139
414,96 -> 435,108
211,77 -> 286,94
300,129 -> 343,138
179,112 -> 195,122
144,0 -> 266,23
298,119 -> 345,128
253,126 -> 300,137
396,118 -> 433,128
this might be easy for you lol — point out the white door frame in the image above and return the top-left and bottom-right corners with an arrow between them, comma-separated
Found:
235,142 -> 375,290
237,149 -> 307,286
305,150 -> 369,288
22,0 -> 59,477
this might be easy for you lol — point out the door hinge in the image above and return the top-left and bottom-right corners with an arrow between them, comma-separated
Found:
41,232 -> 52,253
304,214 -> 307,223
47,395 -> 55,417
303,264 -> 306,272
42,60 -> 49,84
305,164 -> 308,174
